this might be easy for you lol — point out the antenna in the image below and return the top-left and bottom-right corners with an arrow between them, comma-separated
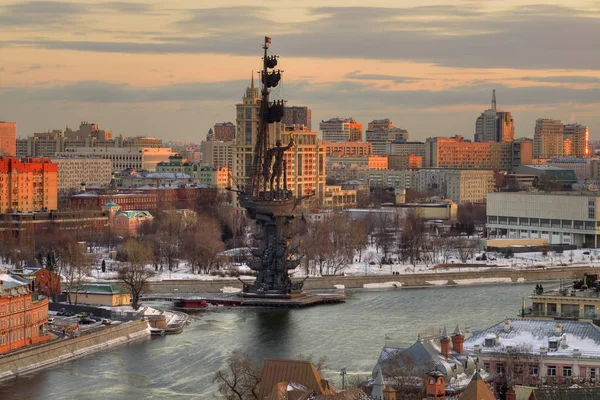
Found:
492,89 -> 497,110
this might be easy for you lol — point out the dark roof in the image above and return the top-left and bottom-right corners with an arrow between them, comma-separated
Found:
459,373 -> 495,400
531,387 -> 600,400
65,284 -> 128,295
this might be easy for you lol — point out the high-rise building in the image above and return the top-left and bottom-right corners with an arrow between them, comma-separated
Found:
388,154 -> 423,170
284,106 -> 312,130
213,122 -> 236,142
319,117 -> 362,142
534,119 -> 564,158
387,140 -> 426,158
201,140 -> 234,170
233,76 -> 284,190
474,90 -> 514,143
0,121 -> 16,156
0,157 -> 58,213
563,123 -> 590,157
366,119 -> 409,156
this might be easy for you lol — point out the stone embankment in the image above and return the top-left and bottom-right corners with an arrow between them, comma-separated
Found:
0,320 -> 150,381
139,266 -> 600,294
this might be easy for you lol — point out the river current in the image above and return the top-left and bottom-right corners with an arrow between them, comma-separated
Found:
0,283 -> 546,399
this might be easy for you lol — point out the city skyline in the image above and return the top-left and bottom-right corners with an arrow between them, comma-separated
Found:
1,1 -> 600,142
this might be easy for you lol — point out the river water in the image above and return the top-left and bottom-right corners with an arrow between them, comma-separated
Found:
0,283 -> 547,399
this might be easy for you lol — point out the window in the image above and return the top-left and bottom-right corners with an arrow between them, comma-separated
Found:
514,364 -> 524,376
496,363 -> 505,375
484,363 -> 490,372
591,368 -> 597,381
529,365 -> 539,377
563,366 -> 572,377
547,366 -> 556,376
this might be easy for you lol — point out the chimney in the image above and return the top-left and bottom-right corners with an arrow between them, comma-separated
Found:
561,334 -> 568,349
451,325 -> 464,354
383,386 -> 396,400
440,327 -> 450,358
504,318 -> 511,333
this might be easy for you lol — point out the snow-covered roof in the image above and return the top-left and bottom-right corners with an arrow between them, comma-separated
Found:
464,318 -> 600,357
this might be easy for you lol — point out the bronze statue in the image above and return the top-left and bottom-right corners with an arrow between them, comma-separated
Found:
266,133 -> 296,195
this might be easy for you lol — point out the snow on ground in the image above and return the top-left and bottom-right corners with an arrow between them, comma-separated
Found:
333,284 -> 345,290
426,280 -> 449,286
453,277 -> 513,285
363,281 -> 402,289
220,286 -> 242,293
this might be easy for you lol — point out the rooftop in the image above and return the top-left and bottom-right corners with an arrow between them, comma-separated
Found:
65,284 -> 128,295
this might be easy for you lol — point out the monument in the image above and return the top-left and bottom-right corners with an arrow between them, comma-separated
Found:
233,36 -> 310,297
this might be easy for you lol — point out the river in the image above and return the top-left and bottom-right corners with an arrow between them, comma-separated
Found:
0,283 -> 546,399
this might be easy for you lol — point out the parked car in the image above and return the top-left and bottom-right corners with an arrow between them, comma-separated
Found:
89,316 -> 102,322
101,319 -> 112,325
65,311 -> 75,317
57,309 -> 66,316
76,312 -> 88,318
79,318 -> 95,325
47,318 -> 55,324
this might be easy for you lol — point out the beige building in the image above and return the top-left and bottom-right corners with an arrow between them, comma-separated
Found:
233,79 -> 325,202
324,141 -> 372,157
0,157 -> 58,213
486,191 -> 600,246
198,166 -> 230,190
322,185 -> 357,209
388,154 -> 423,170
415,169 -> 495,204
357,169 -> 414,189
201,140 -> 234,170
387,141 -> 425,157
65,284 -> 130,306
366,127 -> 409,155
546,158 -> 595,180
319,117 -> 362,142
534,118 -> 564,158
397,201 -> 458,221
51,157 -> 113,207
56,147 -> 174,171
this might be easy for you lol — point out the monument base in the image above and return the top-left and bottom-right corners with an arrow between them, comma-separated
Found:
173,291 -> 346,309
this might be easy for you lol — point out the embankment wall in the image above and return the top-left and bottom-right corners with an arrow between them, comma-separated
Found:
0,320 -> 149,381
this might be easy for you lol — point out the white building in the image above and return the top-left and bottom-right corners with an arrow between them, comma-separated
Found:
486,191 -> 600,246
56,147 -> 174,171
366,127 -> 409,156
51,157 -> 113,206
546,158 -> 596,180
415,169 -> 495,204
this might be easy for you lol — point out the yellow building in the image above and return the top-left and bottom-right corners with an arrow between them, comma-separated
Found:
0,157 -> 58,213
66,284 -> 131,307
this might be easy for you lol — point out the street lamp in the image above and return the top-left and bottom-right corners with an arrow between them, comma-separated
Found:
340,368 -> 347,390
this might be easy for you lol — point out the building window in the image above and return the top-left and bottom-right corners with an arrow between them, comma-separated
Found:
496,363 -> 505,375
563,366 -> 572,377
529,365 -> 539,377
547,366 -> 556,377
514,364 -> 523,376
591,368 -> 597,381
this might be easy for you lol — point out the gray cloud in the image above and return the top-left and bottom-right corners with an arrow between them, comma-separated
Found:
4,4 -> 600,70
520,76 -> 600,84
345,71 -> 424,83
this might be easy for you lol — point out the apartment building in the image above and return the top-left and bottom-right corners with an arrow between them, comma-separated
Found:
425,135 -> 514,171
387,140 -> 426,157
388,154 -> 423,170
324,141 -> 372,157
0,121 -> 16,156
319,117 -> 362,142
534,119 -> 565,158
51,157 -> 113,207
415,169 -> 495,204
0,157 -> 58,213
201,140 -> 234,170
56,147 -> 174,171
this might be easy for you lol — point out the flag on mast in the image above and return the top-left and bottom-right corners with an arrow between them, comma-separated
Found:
265,36 -> 272,44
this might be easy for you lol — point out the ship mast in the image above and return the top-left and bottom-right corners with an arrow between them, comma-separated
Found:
249,36 -> 283,198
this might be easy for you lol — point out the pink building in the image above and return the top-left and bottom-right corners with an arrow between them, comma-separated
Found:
103,201 -> 153,237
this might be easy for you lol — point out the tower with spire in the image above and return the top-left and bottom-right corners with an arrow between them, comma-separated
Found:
475,90 -> 514,143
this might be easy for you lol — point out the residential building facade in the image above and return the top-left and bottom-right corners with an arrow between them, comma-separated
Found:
283,106 -> 312,130
387,140 -> 426,157
534,119 -> 565,158
388,154 -> 423,170
201,140 -> 234,170
425,135 -> 513,171
563,123 -> 590,157
51,158 -> 113,206
0,157 -> 58,213
366,126 -> 409,155
415,169 -> 495,204
324,141 -> 372,157
0,121 -> 16,157
319,117 -> 362,142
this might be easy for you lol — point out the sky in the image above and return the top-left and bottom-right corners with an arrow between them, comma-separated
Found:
1,0 -> 600,143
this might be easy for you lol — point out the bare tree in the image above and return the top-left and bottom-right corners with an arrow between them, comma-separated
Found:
455,237 -> 479,263
62,240 -> 93,305
384,355 -> 434,400
183,215 -> 226,274
214,351 -> 262,400
118,239 -> 154,310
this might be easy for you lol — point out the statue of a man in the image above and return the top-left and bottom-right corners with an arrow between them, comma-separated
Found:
266,133 -> 296,194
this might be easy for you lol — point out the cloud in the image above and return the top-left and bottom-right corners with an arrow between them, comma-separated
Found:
345,71 -> 424,83
520,76 -> 600,84
4,4 -> 600,70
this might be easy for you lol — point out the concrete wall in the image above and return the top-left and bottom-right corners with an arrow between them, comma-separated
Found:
0,320 -> 149,381
137,266 -> 600,294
